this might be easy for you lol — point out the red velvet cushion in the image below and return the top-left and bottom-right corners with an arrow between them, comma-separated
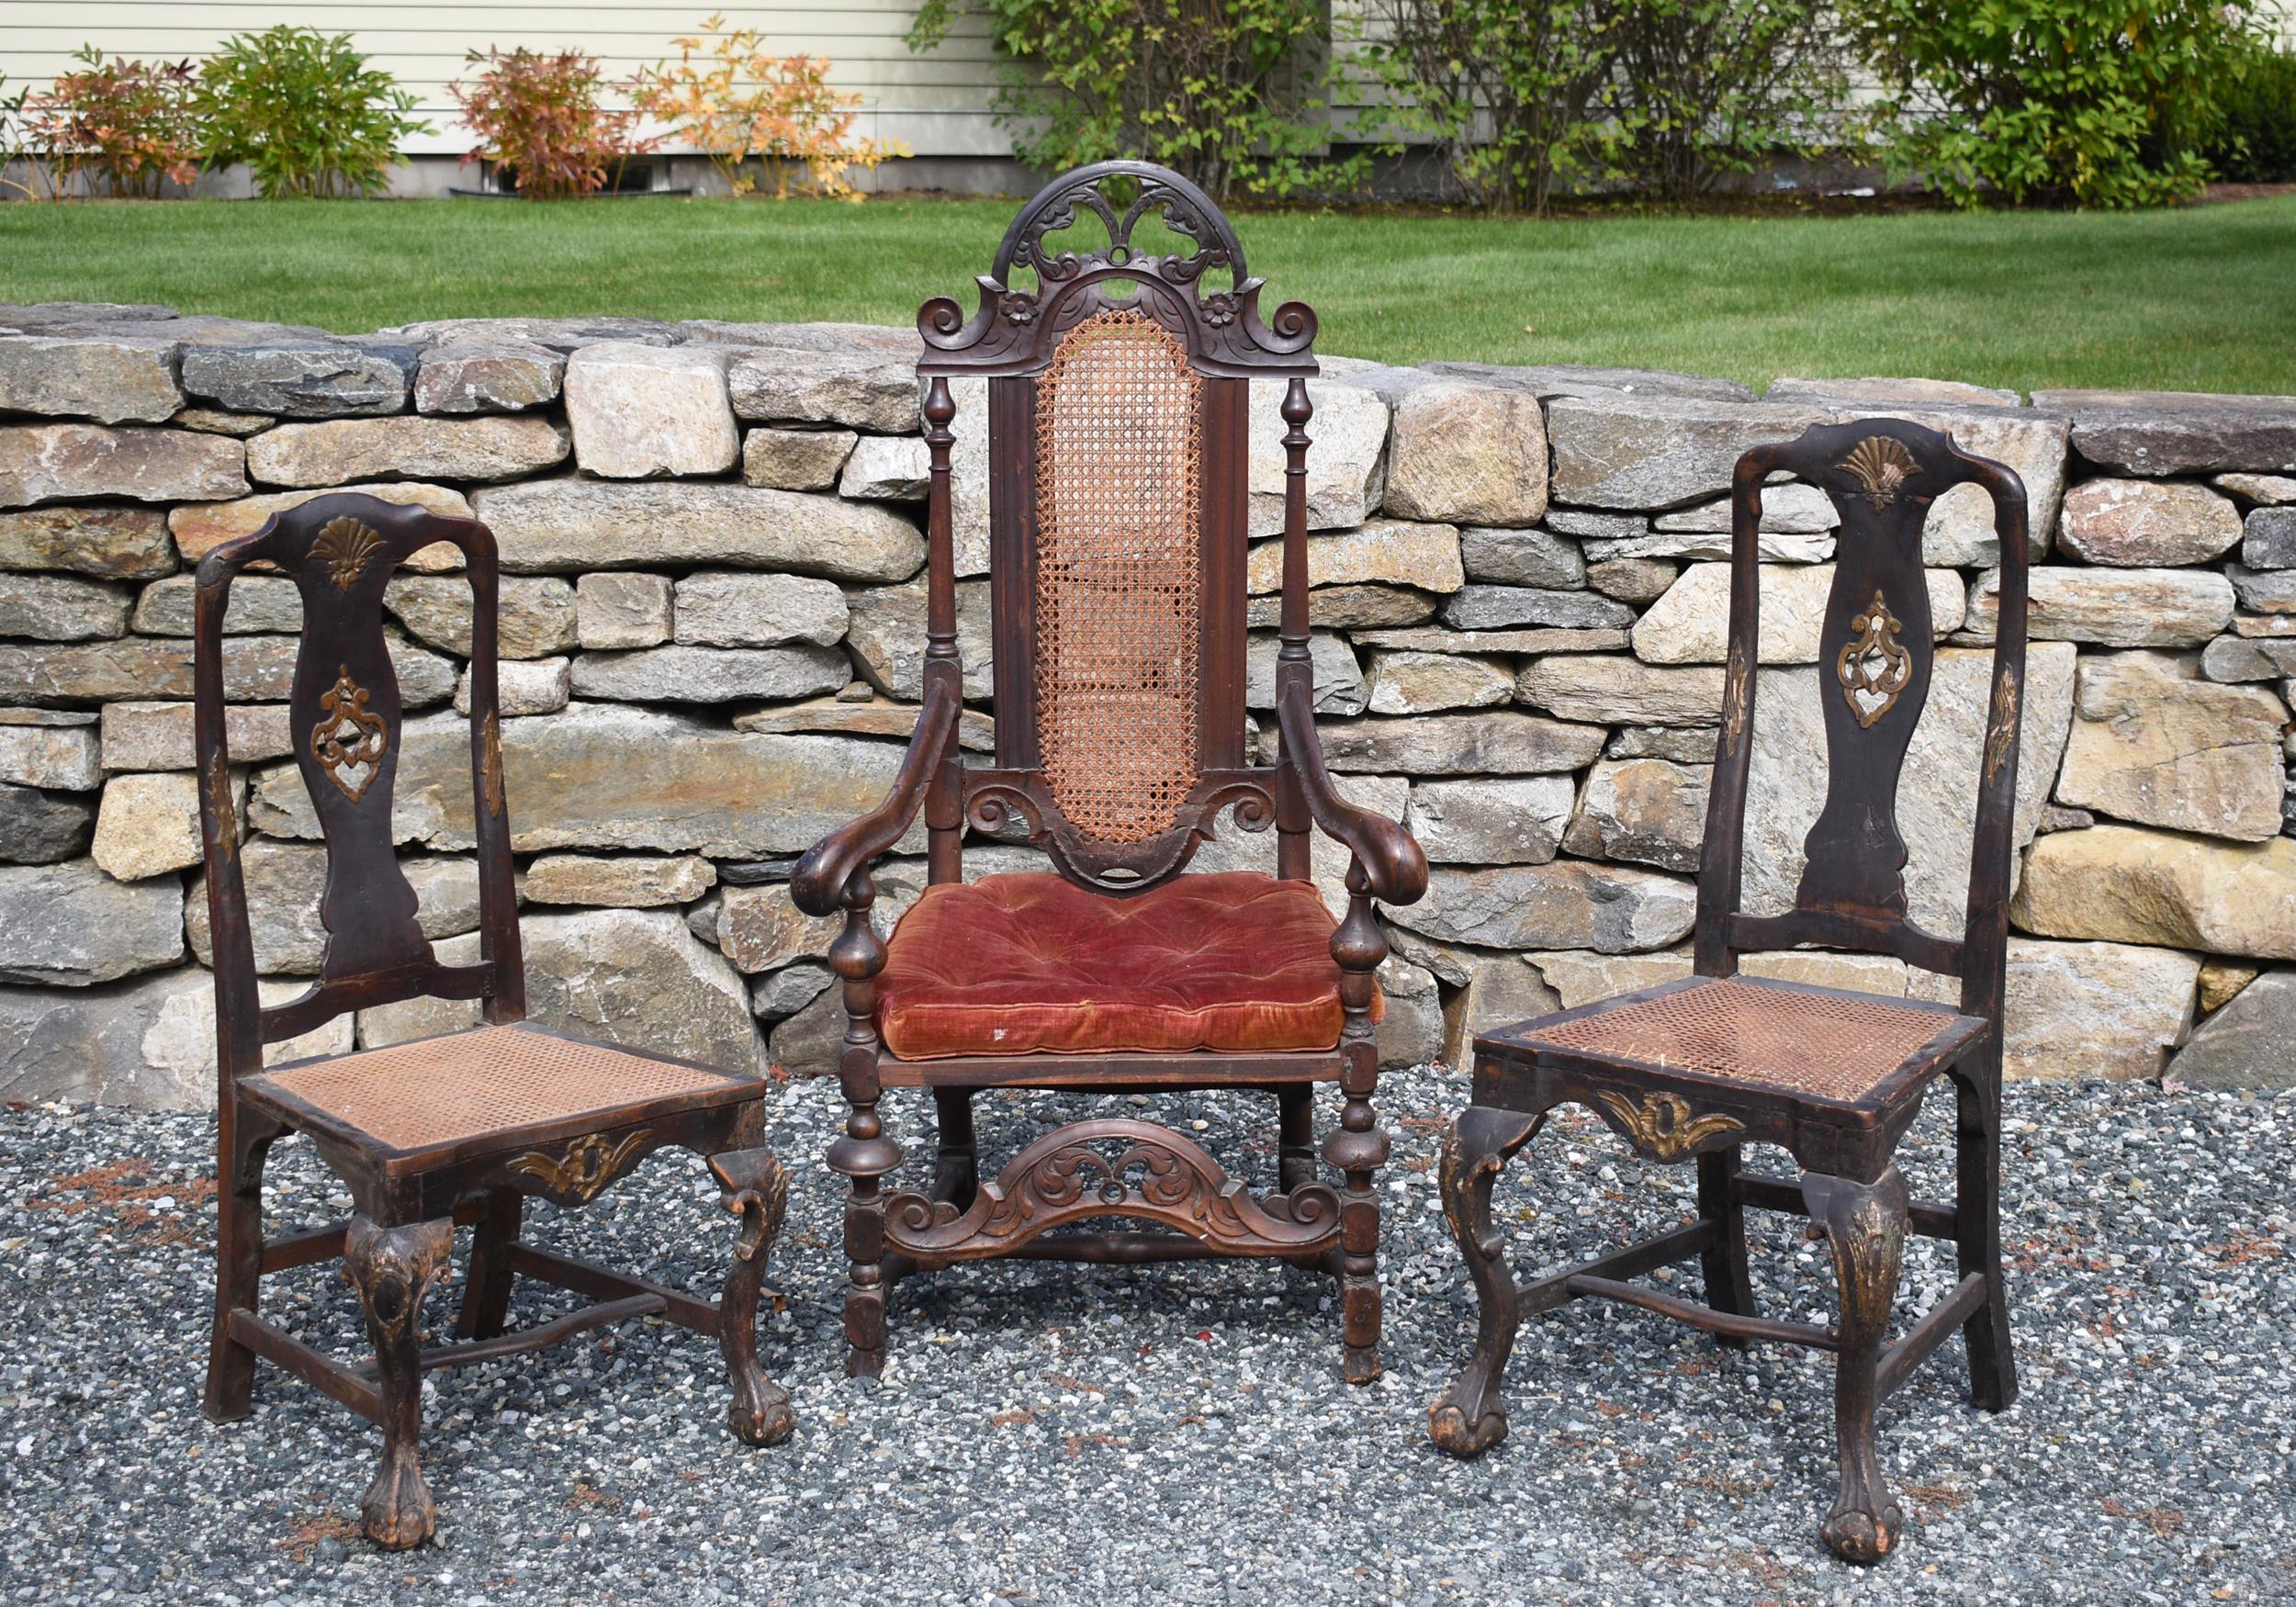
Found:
876,871 -> 1379,1060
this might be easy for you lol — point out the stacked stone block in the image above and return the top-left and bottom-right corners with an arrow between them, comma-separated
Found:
1,300 -> 2290,1108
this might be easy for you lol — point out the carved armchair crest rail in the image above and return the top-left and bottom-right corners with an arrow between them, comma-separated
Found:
792,161 -> 1428,1382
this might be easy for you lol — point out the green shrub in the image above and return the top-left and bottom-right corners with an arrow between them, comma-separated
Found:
2210,40 -> 2296,183
908,0 -> 1364,202
1357,0 -> 1624,216
1844,0 -> 2267,208
1604,0 -> 1845,202
194,26 -> 428,197
449,47 -> 657,199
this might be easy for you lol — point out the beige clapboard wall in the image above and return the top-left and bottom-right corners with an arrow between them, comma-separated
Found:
0,0 -> 1007,156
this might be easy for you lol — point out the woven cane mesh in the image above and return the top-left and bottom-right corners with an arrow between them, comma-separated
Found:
253,1024 -> 744,1152
1034,309 -> 1204,845
1522,977 -> 1962,1103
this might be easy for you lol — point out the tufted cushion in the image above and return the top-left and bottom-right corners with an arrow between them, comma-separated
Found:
875,871 -> 1379,1060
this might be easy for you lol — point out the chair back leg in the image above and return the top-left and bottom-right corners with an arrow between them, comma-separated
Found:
1695,1147 -> 1757,1341
1952,1060 -> 2020,1411
203,1107 -> 286,1423
455,1186 -> 523,1341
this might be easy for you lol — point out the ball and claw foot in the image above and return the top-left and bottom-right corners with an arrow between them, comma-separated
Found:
1427,1392 -> 1508,1459
728,1377 -> 796,1448
713,1147 -> 797,1449
1822,1498 -> 1906,1566
361,1445 -> 437,1552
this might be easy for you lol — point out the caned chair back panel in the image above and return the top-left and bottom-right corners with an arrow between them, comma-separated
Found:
192,493 -> 523,1077
920,161 -> 1315,893
1696,418 -> 2030,1026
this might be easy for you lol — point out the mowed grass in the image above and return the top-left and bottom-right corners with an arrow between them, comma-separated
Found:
4,193 -> 2293,393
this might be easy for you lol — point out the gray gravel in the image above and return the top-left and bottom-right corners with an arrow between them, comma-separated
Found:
2,1071 -> 2290,1605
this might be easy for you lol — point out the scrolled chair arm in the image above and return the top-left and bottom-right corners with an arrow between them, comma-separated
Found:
791,683 -> 961,916
1276,680 -> 1429,907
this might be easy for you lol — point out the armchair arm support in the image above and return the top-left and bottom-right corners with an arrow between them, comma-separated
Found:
791,683 -> 962,916
1276,680 -> 1428,906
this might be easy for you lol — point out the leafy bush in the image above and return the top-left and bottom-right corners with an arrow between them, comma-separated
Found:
1844,0 -> 2267,208
1363,0 -> 1843,212
632,14 -> 908,198
19,46 -> 202,198
2209,40 -> 2296,183
1358,0 -> 1621,215
194,26 -> 428,197
1603,0 -> 1844,202
449,47 -> 656,199
909,0 -> 1362,201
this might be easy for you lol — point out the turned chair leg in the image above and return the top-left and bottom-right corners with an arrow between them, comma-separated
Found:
454,1186 -> 522,1342
1696,1146 -> 1757,1343
1325,1064 -> 1388,1385
1428,1105 -> 1544,1455
1276,1084 -> 1316,1195
203,1112 -> 283,1424
1804,1168 -> 1909,1565
712,1149 -> 796,1446
1952,1065 -> 2019,1413
344,1216 -> 453,1551
931,1087 -> 979,1212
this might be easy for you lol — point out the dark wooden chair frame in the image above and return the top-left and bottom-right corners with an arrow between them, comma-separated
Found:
792,161 -> 1428,1383
194,493 -> 793,1551
1427,420 -> 2031,1564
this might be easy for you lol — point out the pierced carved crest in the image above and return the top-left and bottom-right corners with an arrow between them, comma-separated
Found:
313,517 -> 386,592
509,1129 -> 652,1202
310,666 -> 388,802
1838,436 -> 1921,508
1593,1091 -> 1744,1161
1836,590 -> 1913,729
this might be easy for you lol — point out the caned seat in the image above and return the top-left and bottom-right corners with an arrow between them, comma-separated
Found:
242,1024 -> 761,1167
875,871 -> 1381,1060
1499,976 -> 1986,1111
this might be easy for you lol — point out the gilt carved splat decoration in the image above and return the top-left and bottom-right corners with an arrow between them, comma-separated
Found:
311,667 -> 389,802
1836,590 -> 1914,729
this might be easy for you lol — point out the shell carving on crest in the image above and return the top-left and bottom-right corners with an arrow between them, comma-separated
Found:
312,517 -> 386,592
1838,436 -> 1921,509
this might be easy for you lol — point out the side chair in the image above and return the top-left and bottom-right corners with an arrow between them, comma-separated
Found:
1427,419 -> 2031,1564
791,160 -> 1428,1384
194,492 -> 793,1550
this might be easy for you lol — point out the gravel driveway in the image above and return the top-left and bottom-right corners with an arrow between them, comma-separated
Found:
3,1071 -> 2290,1605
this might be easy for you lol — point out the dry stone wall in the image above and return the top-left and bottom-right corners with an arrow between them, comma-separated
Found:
1,300 -> 2291,1109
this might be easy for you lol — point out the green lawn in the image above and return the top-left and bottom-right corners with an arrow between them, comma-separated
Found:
5,194 -> 2293,394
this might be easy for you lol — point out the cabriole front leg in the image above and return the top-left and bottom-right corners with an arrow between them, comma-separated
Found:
1805,1167 -> 1910,1565
1428,1104 -> 1544,1457
343,1216 -> 453,1550
713,1147 -> 795,1446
